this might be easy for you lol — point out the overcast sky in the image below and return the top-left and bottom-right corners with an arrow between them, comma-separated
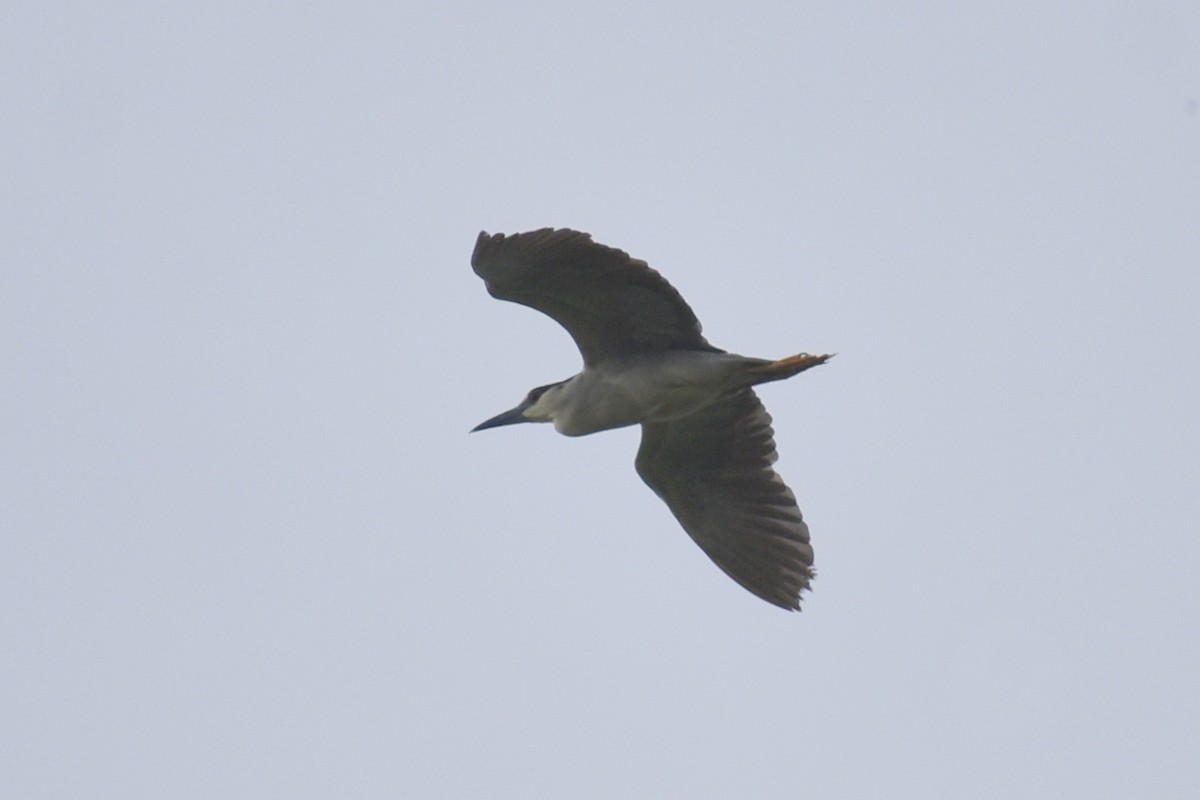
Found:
4,2 -> 1199,797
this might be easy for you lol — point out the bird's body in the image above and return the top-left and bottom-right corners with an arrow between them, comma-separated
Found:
470,228 -> 831,610
523,351 -> 774,436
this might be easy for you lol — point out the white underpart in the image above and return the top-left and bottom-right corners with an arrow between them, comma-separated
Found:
528,351 -> 766,437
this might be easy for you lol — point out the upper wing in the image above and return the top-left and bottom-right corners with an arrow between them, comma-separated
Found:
471,229 -> 720,366
635,389 -> 815,610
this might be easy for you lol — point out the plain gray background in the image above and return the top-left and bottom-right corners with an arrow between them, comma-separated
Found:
4,2 -> 1198,797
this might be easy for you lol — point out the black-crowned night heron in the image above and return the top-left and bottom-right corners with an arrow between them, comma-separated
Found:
470,229 -> 831,610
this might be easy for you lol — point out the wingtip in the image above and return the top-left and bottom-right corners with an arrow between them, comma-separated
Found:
760,592 -> 803,612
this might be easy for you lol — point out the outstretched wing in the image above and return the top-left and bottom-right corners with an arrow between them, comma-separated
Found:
471,228 -> 720,366
635,389 -> 815,610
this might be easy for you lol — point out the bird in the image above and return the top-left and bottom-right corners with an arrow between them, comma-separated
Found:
469,228 -> 832,610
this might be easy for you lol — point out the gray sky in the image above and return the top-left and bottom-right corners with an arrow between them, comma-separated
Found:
4,2 -> 1199,797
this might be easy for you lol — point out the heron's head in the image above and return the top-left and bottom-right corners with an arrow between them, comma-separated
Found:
471,381 -> 565,432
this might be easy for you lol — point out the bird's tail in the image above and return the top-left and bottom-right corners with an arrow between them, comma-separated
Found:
752,352 -> 834,384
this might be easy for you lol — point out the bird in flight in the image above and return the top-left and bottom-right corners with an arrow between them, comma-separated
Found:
470,228 -> 831,610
